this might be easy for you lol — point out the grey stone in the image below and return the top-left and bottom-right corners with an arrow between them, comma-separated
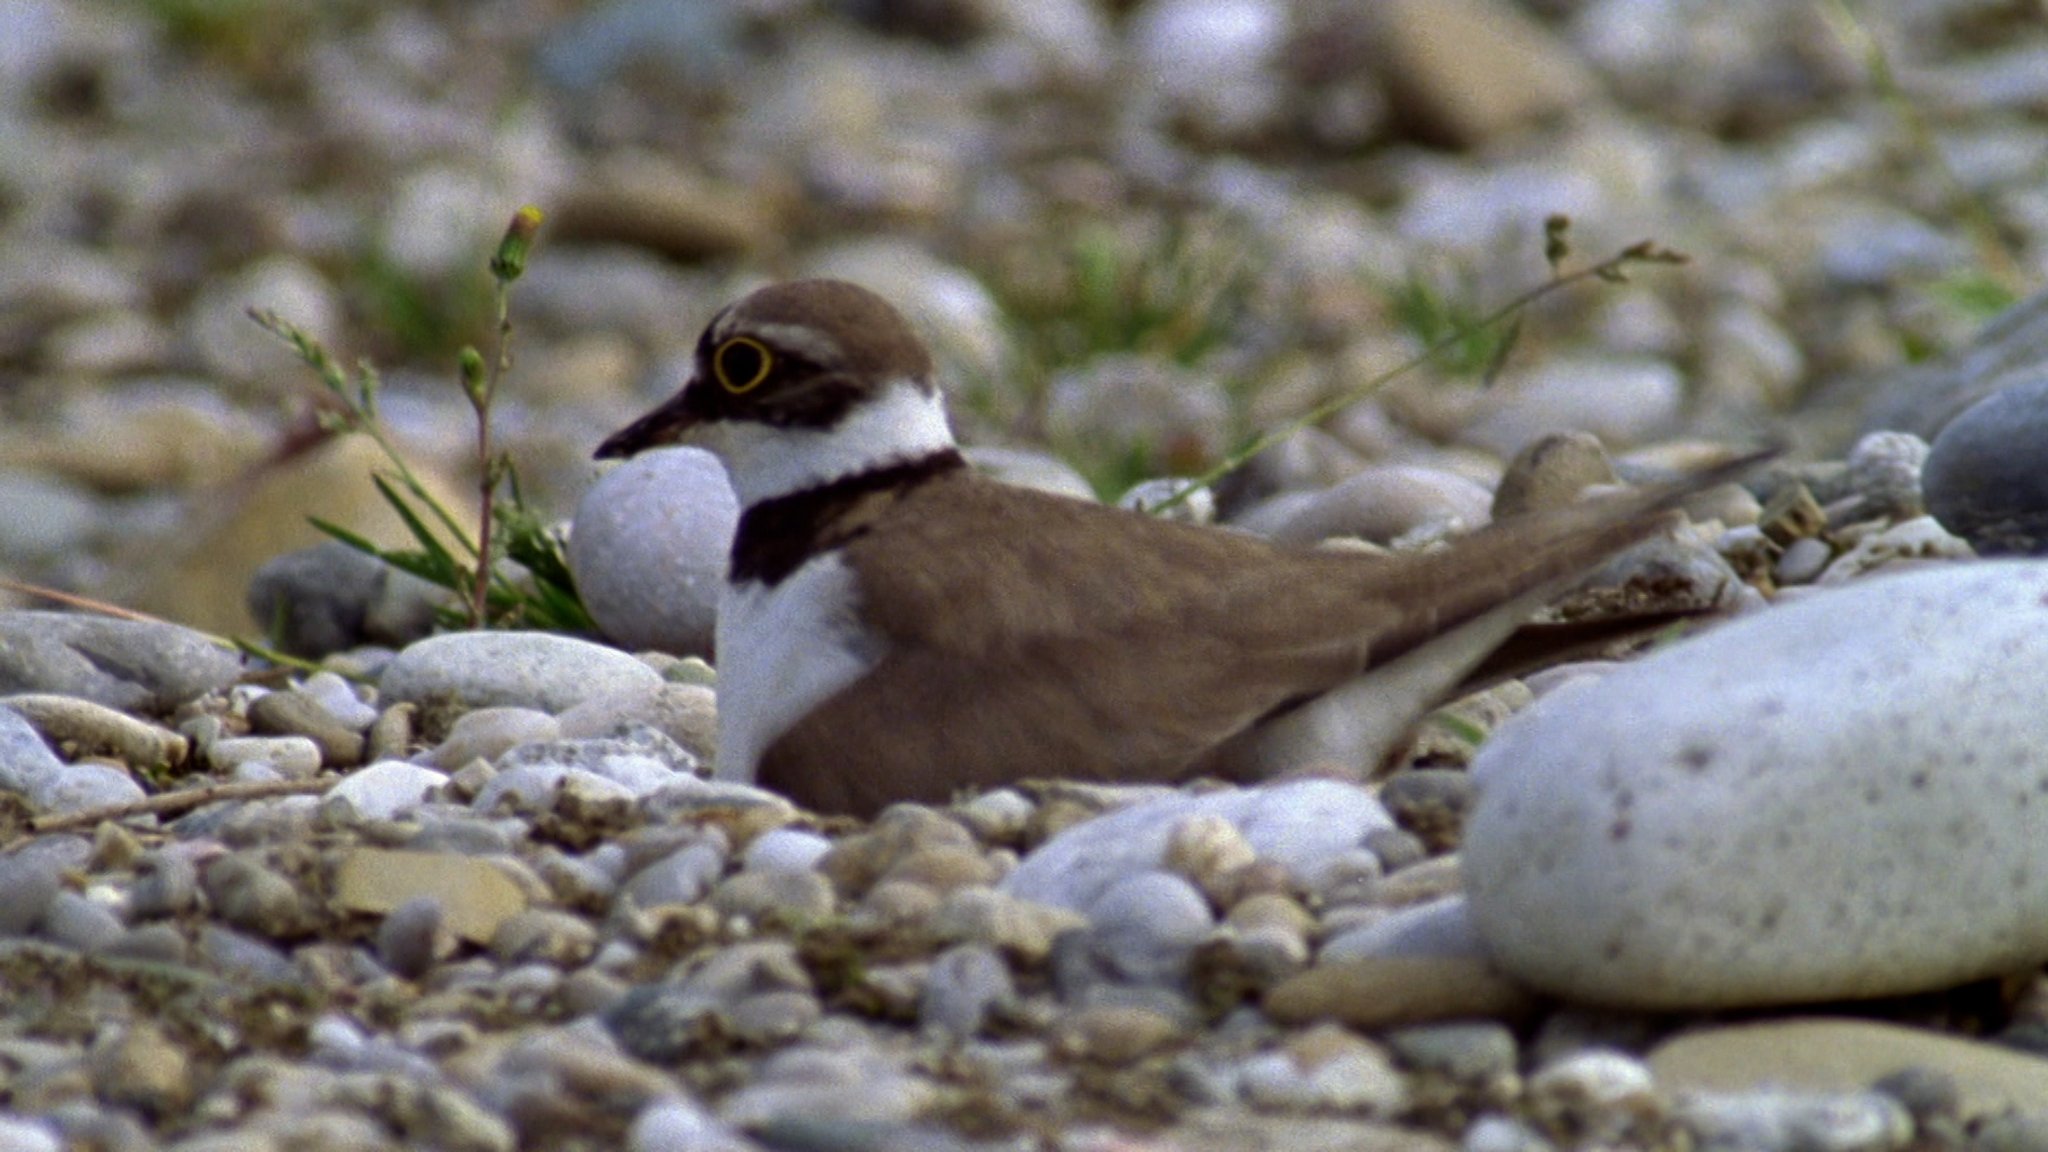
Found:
245,540 -> 448,659
1467,561 -> 2048,1008
920,943 -> 1015,1038
0,611 -> 242,712
1004,779 -> 1395,913
380,631 -> 663,714
41,891 -> 124,953
571,447 -> 736,659
247,689 -> 365,766
0,851 -> 62,936
1925,373 -> 2048,554
324,761 -> 449,822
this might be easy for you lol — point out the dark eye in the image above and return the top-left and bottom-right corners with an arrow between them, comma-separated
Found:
714,337 -> 772,393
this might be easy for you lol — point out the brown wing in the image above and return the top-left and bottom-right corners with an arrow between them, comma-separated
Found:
759,455 -> 1766,816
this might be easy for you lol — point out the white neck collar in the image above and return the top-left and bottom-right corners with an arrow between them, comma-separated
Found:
702,379 -> 959,507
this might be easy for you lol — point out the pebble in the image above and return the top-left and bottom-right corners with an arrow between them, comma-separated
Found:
1004,779 -> 1395,914
379,631 -> 663,714
742,828 -> 834,874
1923,372 -> 2048,554
129,849 -> 201,919
570,447 -> 737,658
716,1047 -> 936,1129
0,612 -> 243,713
202,854 -> 305,937
426,706 -> 562,770
1814,516 -> 1974,584
244,540 -> 447,659
1264,954 -> 1535,1031
0,852 -> 62,935
1491,431 -> 1618,518
331,847 -> 530,944
1467,561 -> 2048,1009
205,735 -> 324,779
323,760 -> 449,822
557,682 -> 719,762
920,944 -> 1015,1038
2,748 -> 146,815
1,694 -> 187,769
1676,1090 -> 1913,1152
1774,535 -> 1833,585
1052,1003 -> 1184,1065
1383,1021 -> 1518,1083
0,1118 -> 60,1152
622,842 -> 727,909
374,895 -> 447,979
1649,1018 -> 2048,1119
41,891 -> 125,952
1073,870 -> 1214,986
928,886 -> 1086,963
1236,1023 -> 1409,1114
247,689 -> 365,766
626,1095 -> 756,1152
709,869 -> 835,925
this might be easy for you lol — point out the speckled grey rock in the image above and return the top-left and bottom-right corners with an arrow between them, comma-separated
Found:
245,540 -> 447,659
572,447 -> 736,659
380,631 -> 663,714
1925,373 -> 2048,554
0,611 -> 242,712
1003,779 -> 1395,913
1467,560 -> 2048,1008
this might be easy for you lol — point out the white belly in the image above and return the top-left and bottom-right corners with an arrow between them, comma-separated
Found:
712,554 -> 884,782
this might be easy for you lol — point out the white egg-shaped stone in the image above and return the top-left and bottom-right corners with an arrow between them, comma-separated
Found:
1465,560 -> 2048,1009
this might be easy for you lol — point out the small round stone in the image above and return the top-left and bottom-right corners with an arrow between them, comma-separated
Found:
1924,372 -> 2048,554
40,891 -> 125,952
202,855 -> 305,937
324,761 -> 449,822
622,843 -> 727,910
742,828 -> 834,874
247,689 -> 366,766
920,944 -> 1015,1039
129,850 -> 201,919
1236,1023 -> 1408,1114
376,896 -> 448,979
0,852 -> 63,936
1081,870 -> 1214,986
710,870 -> 835,925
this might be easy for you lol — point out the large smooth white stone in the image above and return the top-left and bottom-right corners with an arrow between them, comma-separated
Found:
1465,561 -> 2048,1009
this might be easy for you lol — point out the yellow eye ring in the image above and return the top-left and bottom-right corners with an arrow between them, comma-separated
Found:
713,336 -> 773,394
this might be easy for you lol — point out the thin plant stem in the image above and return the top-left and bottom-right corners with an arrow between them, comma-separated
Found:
1150,238 -> 1687,515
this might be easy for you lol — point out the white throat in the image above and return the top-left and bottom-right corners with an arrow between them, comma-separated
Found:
698,379 -> 957,507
